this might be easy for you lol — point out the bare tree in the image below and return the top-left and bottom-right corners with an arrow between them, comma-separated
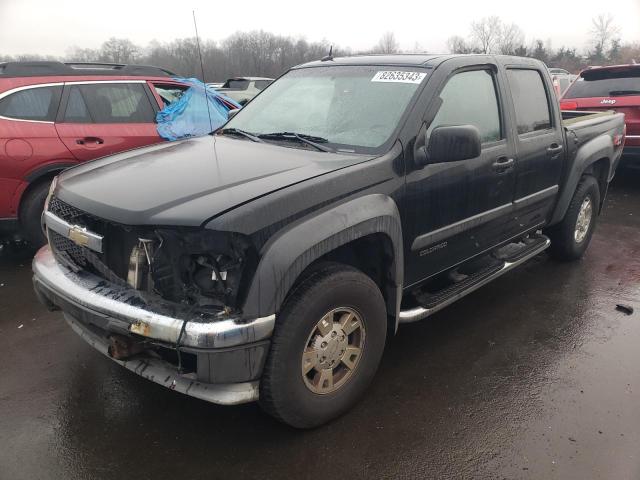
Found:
470,16 -> 502,54
375,32 -> 399,54
497,23 -> 524,55
590,14 -> 620,53
99,37 -> 140,63
447,35 -> 473,54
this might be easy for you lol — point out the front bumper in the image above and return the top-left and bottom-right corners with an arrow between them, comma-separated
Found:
32,246 -> 275,405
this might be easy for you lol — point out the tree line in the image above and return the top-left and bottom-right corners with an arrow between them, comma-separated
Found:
1,15 -> 638,80
445,14 -> 639,72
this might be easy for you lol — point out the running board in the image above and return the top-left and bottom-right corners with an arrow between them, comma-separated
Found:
398,236 -> 550,324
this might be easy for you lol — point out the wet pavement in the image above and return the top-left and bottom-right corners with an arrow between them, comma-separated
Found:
1,172 -> 639,480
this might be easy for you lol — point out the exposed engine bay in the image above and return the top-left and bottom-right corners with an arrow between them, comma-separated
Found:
128,228 -> 257,312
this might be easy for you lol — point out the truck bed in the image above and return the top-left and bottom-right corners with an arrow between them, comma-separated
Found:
561,109 -> 618,126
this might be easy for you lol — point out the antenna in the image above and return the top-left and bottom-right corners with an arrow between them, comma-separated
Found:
192,10 -> 213,132
321,45 -> 334,62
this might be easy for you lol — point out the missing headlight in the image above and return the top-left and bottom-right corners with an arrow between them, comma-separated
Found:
149,228 -> 257,311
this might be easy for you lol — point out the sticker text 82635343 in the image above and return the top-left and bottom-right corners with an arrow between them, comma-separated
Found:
371,71 -> 427,84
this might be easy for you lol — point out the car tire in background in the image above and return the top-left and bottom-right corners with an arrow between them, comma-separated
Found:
259,262 -> 387,429
19,179 -> 50,247
547,175 -> 600,261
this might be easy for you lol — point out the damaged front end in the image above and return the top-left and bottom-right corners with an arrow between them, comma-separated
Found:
34,196 -> 273,405
46,196 -> 258,315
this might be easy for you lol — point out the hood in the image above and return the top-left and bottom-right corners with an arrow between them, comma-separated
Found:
56,135 -> 369,227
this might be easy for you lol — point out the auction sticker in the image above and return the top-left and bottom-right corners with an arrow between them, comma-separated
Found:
371,71 -> 427,84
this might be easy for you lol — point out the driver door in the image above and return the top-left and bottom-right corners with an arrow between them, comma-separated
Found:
403,65 -> 517,286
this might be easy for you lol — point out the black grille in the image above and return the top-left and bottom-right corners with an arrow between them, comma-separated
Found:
49,230 -> 87,266
49,196 -> 101,229
47,196 -> 142,282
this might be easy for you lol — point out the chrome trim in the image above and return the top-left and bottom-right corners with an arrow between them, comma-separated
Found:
0,82 -> 64,101
626,135 -> 640,140
63,80 -> 147,85
399,237 -> 550,323
64,313 -> 259,405
0,115 -> 54,124
33,246 -> 276,349
44,210 -> 103,253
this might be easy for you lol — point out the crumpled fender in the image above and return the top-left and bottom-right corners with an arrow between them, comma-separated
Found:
241,194 -> 404,323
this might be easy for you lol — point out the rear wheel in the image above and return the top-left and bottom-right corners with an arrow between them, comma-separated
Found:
547,175 -> 600,261
259,262 -> 387,428
19,180 -> 51,247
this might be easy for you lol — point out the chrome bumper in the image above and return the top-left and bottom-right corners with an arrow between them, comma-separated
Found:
32,246 -> 275,349
32,246 -> 276,405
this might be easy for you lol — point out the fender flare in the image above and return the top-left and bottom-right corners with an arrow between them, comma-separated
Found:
242,194 -> 404,323
549,135 -> 613,225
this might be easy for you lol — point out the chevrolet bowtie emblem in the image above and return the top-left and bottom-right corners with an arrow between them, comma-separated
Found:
68,226 -> 90,247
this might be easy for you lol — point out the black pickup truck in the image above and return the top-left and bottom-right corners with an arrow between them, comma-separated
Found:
33,54 -> 625,428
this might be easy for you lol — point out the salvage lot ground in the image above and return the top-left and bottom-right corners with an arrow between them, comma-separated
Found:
0,171 -> 639,480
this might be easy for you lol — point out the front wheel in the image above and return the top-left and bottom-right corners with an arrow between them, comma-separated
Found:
547,175 -> 600,261
259,262 -> 387,428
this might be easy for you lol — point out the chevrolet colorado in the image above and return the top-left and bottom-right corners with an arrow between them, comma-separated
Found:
33,54 -> 625,428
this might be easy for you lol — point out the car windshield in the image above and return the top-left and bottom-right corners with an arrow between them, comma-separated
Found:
564,68 -> 640,98
223,66 -> 429,153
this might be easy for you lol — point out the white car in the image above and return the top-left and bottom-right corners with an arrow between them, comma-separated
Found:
214,77 -> 273,105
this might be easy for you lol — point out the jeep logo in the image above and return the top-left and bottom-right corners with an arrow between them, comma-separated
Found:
600,99 -> 616,105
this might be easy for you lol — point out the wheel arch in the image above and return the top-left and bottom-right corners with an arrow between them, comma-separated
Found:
18,162 -> 75,220
549,135 -> 613,226
241,194 -> 404,328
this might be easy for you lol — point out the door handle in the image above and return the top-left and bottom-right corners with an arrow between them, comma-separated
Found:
547,144 -> 563,156
492,157 -> 514,172
76,137 -> 104,145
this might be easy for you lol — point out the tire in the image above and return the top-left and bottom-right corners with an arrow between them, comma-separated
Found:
19,180 -> 51,247
547,175 -> 600,261
259,262 -> 387,428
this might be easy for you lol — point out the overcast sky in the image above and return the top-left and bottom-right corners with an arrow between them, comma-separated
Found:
1,0 -> 639,56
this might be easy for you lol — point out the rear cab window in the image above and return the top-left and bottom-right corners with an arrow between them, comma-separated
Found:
223,79 -> 250,90
61,83 -> 156,123
254,80 -> 272,91
564,67 -> 640,99
0,85 -> 62,121
507,69 -> 553,135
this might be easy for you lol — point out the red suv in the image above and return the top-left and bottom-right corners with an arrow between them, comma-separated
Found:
0,61 -> 222,245
560,64 -> 639,169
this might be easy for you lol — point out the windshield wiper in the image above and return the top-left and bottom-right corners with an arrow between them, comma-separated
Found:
609,90 -> 640,96
258,132 -> 335,152
219,128 -> 263,143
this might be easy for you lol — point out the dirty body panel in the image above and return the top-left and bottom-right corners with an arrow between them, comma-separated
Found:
32,54 -> 625,409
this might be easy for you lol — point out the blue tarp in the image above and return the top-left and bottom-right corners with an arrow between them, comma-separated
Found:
156,77 -> 241,141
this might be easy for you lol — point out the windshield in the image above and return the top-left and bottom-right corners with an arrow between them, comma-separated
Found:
223,66 -> 429,153
564,68 -> 640,98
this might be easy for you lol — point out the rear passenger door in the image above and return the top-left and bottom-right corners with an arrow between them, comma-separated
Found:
55,81 -> 162,162
503,68 -> 564,237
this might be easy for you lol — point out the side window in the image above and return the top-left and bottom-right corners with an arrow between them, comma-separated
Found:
428,70 -> 502,144
0,86 -> 62,121
62,83 -> 155,123
507,69 -> 552,135
153,84 -> 188,108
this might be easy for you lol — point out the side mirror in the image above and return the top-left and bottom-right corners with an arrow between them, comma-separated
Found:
417,125 -> 481,166
428,125 -> 481,164
227,108 -> 240,120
